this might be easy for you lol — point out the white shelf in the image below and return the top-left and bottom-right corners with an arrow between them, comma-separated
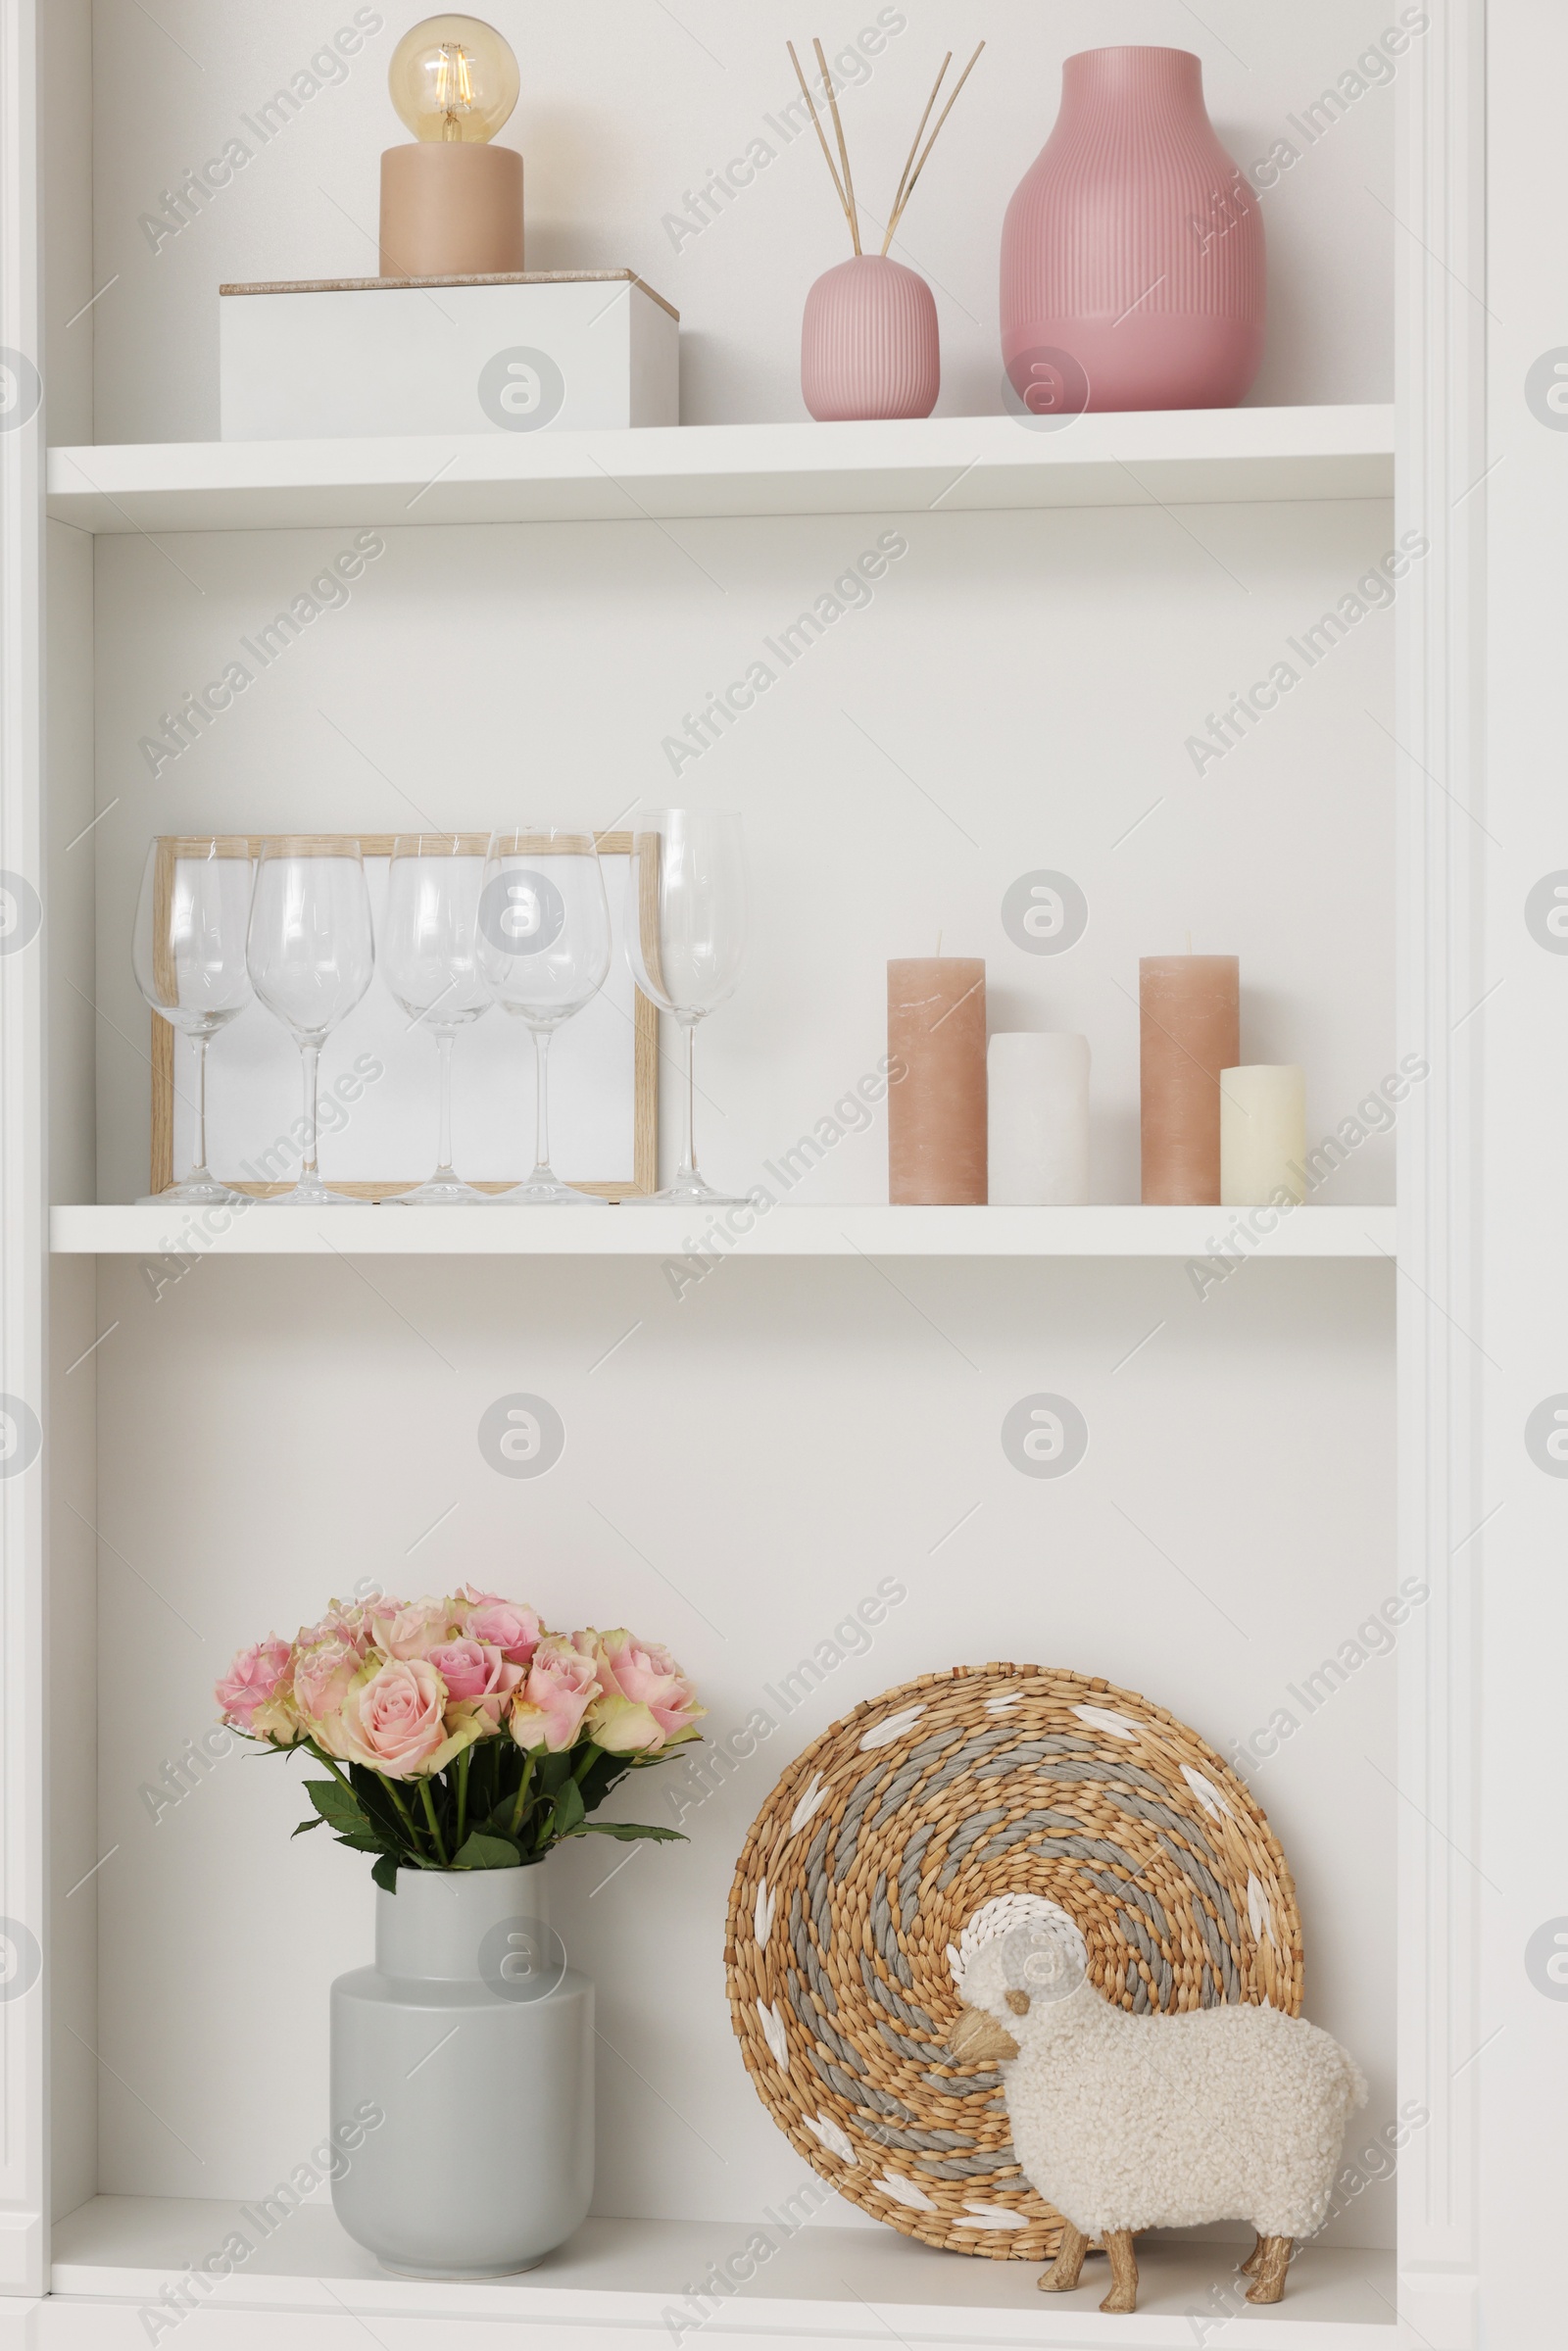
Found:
47,2201 -> 1396,2347
44,406 -> 1394,535
49,1203 -> 1396,1259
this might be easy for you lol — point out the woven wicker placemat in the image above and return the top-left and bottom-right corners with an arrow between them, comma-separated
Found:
725,1663 -> 1302,2260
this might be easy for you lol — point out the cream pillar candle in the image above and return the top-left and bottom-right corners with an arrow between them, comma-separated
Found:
887,958 -> 987,1203
988,1034 -> 1091,1204
1220,1065 -> 1307,1204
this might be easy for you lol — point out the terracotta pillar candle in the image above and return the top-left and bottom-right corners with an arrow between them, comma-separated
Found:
888,959 -> 987,1204
1221,1064 -> 1306,1205
379,145 -> 525,279
988,1034 -> 1090,1204
1139,955 -> 1240,1204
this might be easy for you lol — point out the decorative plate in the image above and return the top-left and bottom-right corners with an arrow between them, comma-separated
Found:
724,1663 -> 1302,2260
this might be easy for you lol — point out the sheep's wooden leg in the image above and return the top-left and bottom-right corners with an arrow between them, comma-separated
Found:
1099,2231 -> 1139,2315
1037,2222 -> 1089,2294
1245,2236 -> 1294,2305
1241,2232 -> 1266,2277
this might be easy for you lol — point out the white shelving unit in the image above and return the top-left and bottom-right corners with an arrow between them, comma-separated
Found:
50,1203 -> 1397,1259
46,405 -> 1394,535
6,3 -> 1522,2345
50,2202 -> 1396,2347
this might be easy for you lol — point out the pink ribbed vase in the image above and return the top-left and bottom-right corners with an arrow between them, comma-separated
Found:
802,255 -> 940,423
1002,46 -> 1265,415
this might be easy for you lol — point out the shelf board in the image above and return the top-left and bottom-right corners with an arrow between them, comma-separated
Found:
44,406 -> 1394,534
49,1203 -> 1396,1259
50,2201 -> 1396,2345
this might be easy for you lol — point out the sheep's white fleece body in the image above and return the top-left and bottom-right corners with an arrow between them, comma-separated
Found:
963,1944 -> 1367,2239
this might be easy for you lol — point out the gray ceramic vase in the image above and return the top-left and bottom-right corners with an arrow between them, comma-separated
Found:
331,1868 -> 593,2278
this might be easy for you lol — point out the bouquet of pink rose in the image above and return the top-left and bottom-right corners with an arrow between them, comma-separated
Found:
215,1589 -> 704,1891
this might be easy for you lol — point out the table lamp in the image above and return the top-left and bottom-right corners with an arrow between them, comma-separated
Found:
380,14 -> 524,279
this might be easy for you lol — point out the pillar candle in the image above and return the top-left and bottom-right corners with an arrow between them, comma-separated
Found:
988,1034 -> 1091,1204
379,144 -> 525,279
1139,955 -> 1240,1204
1221,1065 -> 1306,1204
888,959 -> 987,1204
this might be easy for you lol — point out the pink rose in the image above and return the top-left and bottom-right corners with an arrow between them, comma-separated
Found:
584,1628 -> 705,1755
305,1596 -> 386,1654
427,1638 -> 523,1729
457,1589 -> 543,1667
336,1657 -> 474,1779
376,1596 -> 455,1662
216,1639 -> 295,1739
292,1634 -> 363,1752
510,1634 -> 600,1753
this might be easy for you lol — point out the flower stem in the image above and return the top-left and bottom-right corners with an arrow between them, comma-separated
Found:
455,1747 -> 470,1852
308,1746 -> 357,1797
508,1754 -> 536,1841
379,1776 -> 430,1860
418,1778 -> 449,1866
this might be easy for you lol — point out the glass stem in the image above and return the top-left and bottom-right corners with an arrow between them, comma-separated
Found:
530,1027 -> 554,1178
678,1018 -> 699,1182
299,1041 -> 321,1185
190,1033 -> 212,1179
434,1033 -> 456,1180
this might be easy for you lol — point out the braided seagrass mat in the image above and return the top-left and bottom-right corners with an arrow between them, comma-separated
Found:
724,1663 -> 1302,2261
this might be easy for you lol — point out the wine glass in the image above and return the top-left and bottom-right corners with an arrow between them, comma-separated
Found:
246,839 -> 375,1206
380,835 -> 493,1205
131,837 -> 255,1206
624,811 -> 747,1206
476,828 -> 611,1206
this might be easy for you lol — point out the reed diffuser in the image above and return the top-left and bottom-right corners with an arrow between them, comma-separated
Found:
792,37 -> 984,423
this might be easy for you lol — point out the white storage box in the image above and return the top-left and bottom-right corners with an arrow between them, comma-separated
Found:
219,270 -> 679,441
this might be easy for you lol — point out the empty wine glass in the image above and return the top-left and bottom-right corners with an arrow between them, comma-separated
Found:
246,839 -> 375,1206
624,811 -> 747,1206
381,835 -> 493,1205
477,828 -> 611,1206
132,836 -> 255,1206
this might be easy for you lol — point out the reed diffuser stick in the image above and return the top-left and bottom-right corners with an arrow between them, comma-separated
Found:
885,40 -> 986,246
787,39 -> 856,240
883,52 -> 951,251
813,37 -> 862,254
788,34 -> 984,262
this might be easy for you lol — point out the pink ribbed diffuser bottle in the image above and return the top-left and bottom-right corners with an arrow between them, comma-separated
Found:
803,254 -> 940,423
1002,46 -> 1264,414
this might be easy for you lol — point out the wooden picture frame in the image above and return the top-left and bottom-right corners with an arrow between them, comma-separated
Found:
149,833 -> 659,1200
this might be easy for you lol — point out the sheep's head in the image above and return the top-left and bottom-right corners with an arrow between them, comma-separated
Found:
948,1908 -> 1089,2067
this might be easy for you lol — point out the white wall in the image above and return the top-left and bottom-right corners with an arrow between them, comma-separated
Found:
88,0 -> 1407,443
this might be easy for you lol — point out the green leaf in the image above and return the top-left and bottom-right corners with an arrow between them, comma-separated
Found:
549,1778 -> 586,1839
291,1816 -> 326,1837
577,1751 -> 635,1813
452,1831 -> 522,1871
370,1853 -> 401,1894
578,1820 -> 687,1843
307,1779 -> 369,1829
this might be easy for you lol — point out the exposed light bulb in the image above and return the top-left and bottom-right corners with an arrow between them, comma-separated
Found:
389,14 -> 519,144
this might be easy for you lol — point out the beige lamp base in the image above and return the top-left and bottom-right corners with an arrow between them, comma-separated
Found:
379,143 -> 524,280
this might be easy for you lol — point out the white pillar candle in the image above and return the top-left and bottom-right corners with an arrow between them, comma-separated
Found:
987,1033 -> 1091,1204
1220,1065 -> 1306,1205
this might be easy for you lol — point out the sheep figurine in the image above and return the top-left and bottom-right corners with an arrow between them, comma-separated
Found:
948,1902 -> 1366,2315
